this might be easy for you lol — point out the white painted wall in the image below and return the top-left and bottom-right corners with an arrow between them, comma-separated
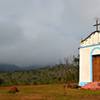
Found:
79,45 -> 100,84
79,47 -> 90,83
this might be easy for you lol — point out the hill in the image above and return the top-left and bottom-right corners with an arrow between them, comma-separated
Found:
0,64 -> 37,72
0,64 -> 79,86
0,64 -> 21,72
0,56 -> 79,85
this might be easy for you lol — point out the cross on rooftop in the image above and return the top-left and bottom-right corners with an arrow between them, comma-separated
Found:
93,18 -> 100,31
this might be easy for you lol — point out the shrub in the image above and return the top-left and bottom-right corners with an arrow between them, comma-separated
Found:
66,83 -> 79,89
8,86 -> 19,94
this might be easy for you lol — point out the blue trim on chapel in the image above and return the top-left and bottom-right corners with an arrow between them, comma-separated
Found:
79,82 -> 89,86
80,43 -> 100,49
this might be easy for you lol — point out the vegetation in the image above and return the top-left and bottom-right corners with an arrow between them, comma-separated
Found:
8,86 -> 19,94
0,56 -> 79,86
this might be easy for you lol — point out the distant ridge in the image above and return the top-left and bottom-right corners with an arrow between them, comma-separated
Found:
0,64 -> 37,72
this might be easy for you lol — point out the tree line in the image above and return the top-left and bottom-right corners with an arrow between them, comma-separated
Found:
0,56 -> 79,86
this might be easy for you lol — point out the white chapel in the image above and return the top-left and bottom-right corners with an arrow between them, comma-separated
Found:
79,19 -> 100,86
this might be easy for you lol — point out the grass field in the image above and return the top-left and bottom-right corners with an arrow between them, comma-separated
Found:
0,84 -> 100,100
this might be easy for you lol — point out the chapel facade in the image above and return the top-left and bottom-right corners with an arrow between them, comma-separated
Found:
79,19 -> 100,86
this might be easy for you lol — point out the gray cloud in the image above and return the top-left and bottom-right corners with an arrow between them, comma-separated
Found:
0,18 -> 22,46
0,0 -> 99,65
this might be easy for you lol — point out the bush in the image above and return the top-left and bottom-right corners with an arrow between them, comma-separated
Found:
66,83 -> 79,89
8,86 -> 19,94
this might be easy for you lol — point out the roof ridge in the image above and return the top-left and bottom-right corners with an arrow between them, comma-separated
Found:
81,31 -> 100,43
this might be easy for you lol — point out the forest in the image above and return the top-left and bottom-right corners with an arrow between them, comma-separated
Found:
0,56 -> 79,86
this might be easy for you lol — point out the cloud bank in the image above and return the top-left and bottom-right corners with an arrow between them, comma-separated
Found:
0,0 -> 99,65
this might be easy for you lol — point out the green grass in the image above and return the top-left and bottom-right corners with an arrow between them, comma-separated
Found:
0,84 -> 100,100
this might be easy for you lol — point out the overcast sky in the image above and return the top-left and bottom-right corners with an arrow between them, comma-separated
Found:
0,0 -> 99,66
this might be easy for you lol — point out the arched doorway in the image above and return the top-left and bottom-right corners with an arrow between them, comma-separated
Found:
92,54 -> 100,81
90,47 -> 100,82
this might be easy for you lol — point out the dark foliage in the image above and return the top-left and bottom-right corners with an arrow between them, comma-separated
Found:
66,83 -> 79,89
0,56 -> 79,86
8,86 -> 19,94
